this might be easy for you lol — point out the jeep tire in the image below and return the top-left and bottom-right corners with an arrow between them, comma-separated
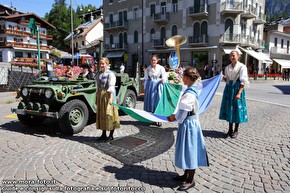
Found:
58,99 -> 89,135
122,89 -> 137,108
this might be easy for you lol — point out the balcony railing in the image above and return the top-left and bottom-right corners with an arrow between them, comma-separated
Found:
153,39 -> 167,48
153,12 -> 170,23
104,20 -> 128,30
240,35 -> 264,48
104,43 -> 129,51
188,34 -> 208,46
220,1 -> 243,15
271,47 -> 290,55
219,33 -> 241,44
0,29 -> 53,40
254,13 -> 266,24
241,4 -> 256,19
187,5 -> 209,17
0,41 -> 50,50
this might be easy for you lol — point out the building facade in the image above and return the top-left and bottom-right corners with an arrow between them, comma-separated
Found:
65,9 -> 104,61
264,18 -> 290,73
103,0 -> 267,76
0,4 -> 55,63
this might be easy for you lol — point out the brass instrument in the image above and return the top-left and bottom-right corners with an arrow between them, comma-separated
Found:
165,35 -> 187,69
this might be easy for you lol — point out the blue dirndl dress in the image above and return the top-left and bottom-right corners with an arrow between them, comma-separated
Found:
144,78 -> 164,113
219,79 -> 248,123
175,86 -> 209,170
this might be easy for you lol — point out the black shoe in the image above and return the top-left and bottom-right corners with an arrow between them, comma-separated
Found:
177,181 -> 195,191
225,131 -> 232,138
231,131 -> 238,138
156,122 -> 162,127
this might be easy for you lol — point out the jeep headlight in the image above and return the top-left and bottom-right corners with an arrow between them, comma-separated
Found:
22,88 -> 28,97
45,89 -> 53,98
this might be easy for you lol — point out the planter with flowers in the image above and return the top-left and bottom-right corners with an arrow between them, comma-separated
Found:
168,67 -> 185,84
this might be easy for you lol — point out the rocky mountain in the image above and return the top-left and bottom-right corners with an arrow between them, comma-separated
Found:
265,0 -> 290,21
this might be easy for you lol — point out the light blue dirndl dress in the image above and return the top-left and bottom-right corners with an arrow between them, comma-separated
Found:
175,86 -> 209,170
219,62 -> 248,123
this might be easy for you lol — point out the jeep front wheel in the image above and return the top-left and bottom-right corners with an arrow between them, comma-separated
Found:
122,89 -> 137,108
58,99 -> 89,135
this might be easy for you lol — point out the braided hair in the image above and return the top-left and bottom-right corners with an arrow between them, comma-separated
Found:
183,67 -> 201,83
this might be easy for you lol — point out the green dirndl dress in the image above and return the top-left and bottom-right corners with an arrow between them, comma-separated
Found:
219,79 -> 248,123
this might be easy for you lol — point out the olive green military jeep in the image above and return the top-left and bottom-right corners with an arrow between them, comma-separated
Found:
11,63 -> 140,135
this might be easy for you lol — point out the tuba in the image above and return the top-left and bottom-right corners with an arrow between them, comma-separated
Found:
165,35 -> 187,69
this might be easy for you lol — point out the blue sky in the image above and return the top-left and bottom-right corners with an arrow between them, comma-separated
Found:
1,0 -> 102,18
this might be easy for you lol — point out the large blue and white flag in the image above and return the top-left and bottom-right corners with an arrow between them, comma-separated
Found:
117,74 -> 222,123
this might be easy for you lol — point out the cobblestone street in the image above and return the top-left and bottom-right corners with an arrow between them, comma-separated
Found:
0,93 -> 290,192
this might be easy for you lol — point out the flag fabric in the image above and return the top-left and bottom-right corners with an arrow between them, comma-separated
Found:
117,74 -> 222,123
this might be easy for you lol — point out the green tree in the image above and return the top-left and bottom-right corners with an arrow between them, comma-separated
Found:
45,0 -> 81,52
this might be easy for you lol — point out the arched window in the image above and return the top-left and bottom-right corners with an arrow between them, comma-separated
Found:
150,28 -> 155,41
225,19 -> 234,40
124,32 -> 128,44
172,25 -> 177,36
193,22 -> 200,43
110,34 -> 114,44
119,33 -> 123,48
134,31 -> 138,43
160,27 -> 166,45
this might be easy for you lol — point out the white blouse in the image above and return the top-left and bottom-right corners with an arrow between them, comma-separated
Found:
143,64 -> 167,88
224,61 -> 249,85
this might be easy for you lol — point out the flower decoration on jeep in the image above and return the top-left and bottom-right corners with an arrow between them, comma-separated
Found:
53,65 -> 83,80
168,67 -> 185,84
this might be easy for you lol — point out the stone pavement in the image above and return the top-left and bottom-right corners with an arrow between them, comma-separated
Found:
0,90 -> 290,192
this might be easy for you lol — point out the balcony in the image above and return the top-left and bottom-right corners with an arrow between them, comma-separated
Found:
153,39 -> 167,48
187,5 -> 209,18
271,47 -> 290,55
220,1 -> 243,15
240,35 -> 263,48
219,33 -> 241,44
188,35 -> 209,46
104,43 -> 129,51
1,29 -> 53,40
254,13 -> 266,24
241,4 -> 256,19
153,12 -> 170,23
0,41 -> 50,50
104,20 -> 128,31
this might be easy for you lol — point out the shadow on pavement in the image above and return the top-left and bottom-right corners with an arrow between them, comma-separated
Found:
104,165 -> 179,189
202,130 -> 226,138
273,85 -> 290,94
0,119 -> 176,165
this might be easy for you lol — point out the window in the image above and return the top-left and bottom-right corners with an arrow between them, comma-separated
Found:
109,0 -> 113,4
161,2 -> 166,15
274,38 -> 277,47
109,14 -> 113,24
172,0 -> 178,12
124,32 -> 128,44
133,7 -> 138,20
172,25 -> 177,36
193,23 -> 200,42
123,10 -> 128,21
110,34 -> 114,44
150,28 -> 155,41
287,40 -> 289,53
119,33 -> 123,48
160,27 -> 166,44
150,4 -> 155,17
134,31 -> 138,43
82,41 -> 85,46
281,39 -> 284,48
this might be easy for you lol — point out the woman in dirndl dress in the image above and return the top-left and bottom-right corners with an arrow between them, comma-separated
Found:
143,54 -> 167,126
219,50 -> 249,138
167,67 -> 209,191
95,57 -> 120,141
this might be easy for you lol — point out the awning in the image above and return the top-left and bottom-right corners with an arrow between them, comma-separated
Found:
239,47 -> 272,63
273,58 -> 290,69
222,47 -> 242,54
106,52 -> 125,58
